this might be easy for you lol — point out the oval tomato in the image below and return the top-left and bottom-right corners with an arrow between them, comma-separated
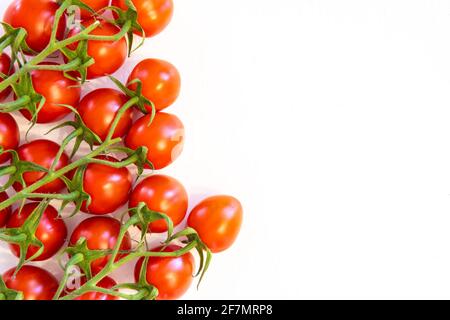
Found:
134,245 -> 194,300
127,59 -> 180,112
0,192 -> 11,228
3,265 -> 58,300
13,139 -> 70,195
20,64 -> 81,123
0,53 -> 15,101
112,0 -> 173,38
129,175 -> 188,233
77,88 -> 133,142
79,0 -> 110,18
68,276 -> 118,300
125,112 -> 184,170
69,216 -> 132,273
0,113 -> 19,164
82,155 -> 132,215
7,203 -> 67,261
188,195 -> 243,253
4,0 -> 67,53
67,19 -> 127,79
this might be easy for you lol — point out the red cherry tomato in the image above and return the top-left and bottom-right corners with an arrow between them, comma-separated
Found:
81,155 -> 132,215
3,0 -> 67,53
77,88 -> 133,142
0,192 -> 11,228
0,113 -> 19,164
67,19 -> 127,79
112,0 -> 173,38
129,175 -> 188,233
125,112 -> 184,170
3,265 -> 58,300
127,59 -> 180,112
7,203 -> 67,261
188,195 -> 243,253
79,0 -> 110,18
69,216 -> 132,273
0,53 -> 15,101
20,64 -> 81,123
134,245 -> 194,300
13,139 -> 70,195
68,276 -> 118,300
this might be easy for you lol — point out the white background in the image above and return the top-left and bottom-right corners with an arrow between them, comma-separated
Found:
3,0 -> 450,299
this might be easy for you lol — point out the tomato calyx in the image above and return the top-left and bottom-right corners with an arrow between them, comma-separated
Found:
110,76 -> 155,116
0,277 -> 23,300
0,22 -> 37,58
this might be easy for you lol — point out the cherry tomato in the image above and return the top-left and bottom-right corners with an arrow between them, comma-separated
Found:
7,203 -> 67,261
0,113 -> 19,164
112,0 -> 173,38
129,175 -> 188,233
77,88 -> 133,142
67,276 -> 118,300
81,155 -> 132,215
13,139 -> 70,195
3,265 -> 58,300
134,245 -> 194,300
69,216 -> 132,273
3,0 -> 67,53
0,53 -> 15,101
0,192 -> 11,228
188,195 -> 243,253
79,0 -> 110,18
125,112 -> 184,170
127,58 -> 180,112
20,64 -> 81,123
67,19 -> 127,79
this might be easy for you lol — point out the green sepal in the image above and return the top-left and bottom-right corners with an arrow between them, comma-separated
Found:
0,277 -> 24,300
59,166 -> 91,217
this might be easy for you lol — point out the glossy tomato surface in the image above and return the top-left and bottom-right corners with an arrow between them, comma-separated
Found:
112,0 -> 173,38
7,203 -> 67,261
68,276 -> 118,300
21,64 -> 81,123
77,88 -> 133,142
67,19 -> 127,79
134,245 -> 194,300
3,265 -> 58,300
125,112 -> 184,170
129,175 -> 188,233
0,192 -> 11,227
127,58 -> 180,112
0,53 -> 15,101
0,113 -> 19,164
79,0 -> 110,18
188,195 -> 243,253
13,139 -> 70,194
69,216 -> 132,273
82,155 -> 132,215
3,0 -> 67,53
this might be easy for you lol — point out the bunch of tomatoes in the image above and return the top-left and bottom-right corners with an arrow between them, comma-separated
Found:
0,0 -> 242,300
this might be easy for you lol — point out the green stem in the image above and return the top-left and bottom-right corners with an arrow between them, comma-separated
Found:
24,191 -> 80,201
105,97 -> 138,143
0,96 -> 31,112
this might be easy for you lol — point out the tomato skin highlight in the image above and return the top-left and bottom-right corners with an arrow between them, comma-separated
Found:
77,88 -> 133,142
67,19 -> 127,79
79,0 -> 110,18
125,112 -> 185,170
13,139 -> 70,195
3,265 -> 58,300
0,53 -> 15,101
134,245 -> 195,300
0,192 -> 11,228
0,113 -> 19,164
3,0 -> 67,53
129,175 -> 188,233
7,203 -> 67,261
69,216 -> 132,273
81,155 -> 132,215
112,0 -> 173,38
20,65 -> 81,123
188,195 -> 243,253
127,58 -> 181,112
68,276 -> 118,300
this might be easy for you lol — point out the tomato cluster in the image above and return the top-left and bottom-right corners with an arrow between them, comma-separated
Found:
0,0 -> 243,301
